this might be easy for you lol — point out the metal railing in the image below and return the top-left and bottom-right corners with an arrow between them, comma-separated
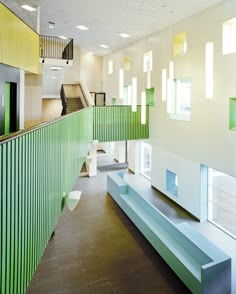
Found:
40,35 -> 73,60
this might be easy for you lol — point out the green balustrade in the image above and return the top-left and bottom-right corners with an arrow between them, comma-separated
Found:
0,108 -> 93,293
0,105 -> 149,293
93,106 -> 149,142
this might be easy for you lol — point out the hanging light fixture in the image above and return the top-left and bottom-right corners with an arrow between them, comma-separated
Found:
141,91 -> 146,124
167,61 -> 174,113
205,42 -> 214,99
132,77 -> 137,112
119,69 -> 124,99
162,68 -> 167,101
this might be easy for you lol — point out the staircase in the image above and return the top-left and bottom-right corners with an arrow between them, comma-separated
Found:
66,97 -> 84,114
60,83 -> 94,115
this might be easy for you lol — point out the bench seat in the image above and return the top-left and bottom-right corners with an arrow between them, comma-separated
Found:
107,173 -> 231,294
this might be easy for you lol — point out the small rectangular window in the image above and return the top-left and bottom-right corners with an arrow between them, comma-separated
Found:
223,17 -> 236,55
173,32 -> 187,57
166,169 -> 178,197
229,97 -> 236,130
175,79 -> 191,116
124,56 -> 131,71
167,77 -> 191,121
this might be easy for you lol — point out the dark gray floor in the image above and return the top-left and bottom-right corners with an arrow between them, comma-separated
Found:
27,168 -> 193,293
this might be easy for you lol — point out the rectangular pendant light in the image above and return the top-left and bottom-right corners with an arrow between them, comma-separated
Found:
146,59 -> 151,89
108,60 -> 113,74
127,85 -> 132,105
132,77 -> 137,112
141,91 -> 146,124
169,61 -> 174,79
205,42 -> 214,99
162,68 -> 167,101
167,61 -> 174,113
167,79 -> 174,113
119,69 -> 124,99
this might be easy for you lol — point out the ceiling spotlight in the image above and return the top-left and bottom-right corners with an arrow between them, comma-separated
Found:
59,35 -> 68,40
76,25 -> 89,30
50,66 -> 63,70
48,21 -> 55,29
21,5 -> 36,11
99,44 -> 109,48
118,33 -> 131,38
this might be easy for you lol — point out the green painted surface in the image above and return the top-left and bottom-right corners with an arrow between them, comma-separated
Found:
0,105 -> 149,293
229,98 -> 236,130
146,87 -> 155,106
0,108 -> 93,293
5,82 -> 10,135
93,106 -> 149,142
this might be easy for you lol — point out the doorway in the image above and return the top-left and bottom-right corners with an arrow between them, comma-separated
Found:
4,82 -> 18,135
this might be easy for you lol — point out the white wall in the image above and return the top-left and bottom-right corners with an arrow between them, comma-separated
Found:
24,72 -> 42,128
63,46 -> 81,84
128,141 -> 140,174
80,52 -> 103,92
42,69 -> 64,98
103,0 -> 236,220
41,48 -> 103,98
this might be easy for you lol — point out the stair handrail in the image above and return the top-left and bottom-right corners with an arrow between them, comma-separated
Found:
60,85 -> 67,115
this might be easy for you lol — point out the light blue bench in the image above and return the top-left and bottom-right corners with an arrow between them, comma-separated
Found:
107,173 -> 231,294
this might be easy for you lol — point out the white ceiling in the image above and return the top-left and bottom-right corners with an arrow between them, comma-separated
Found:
2,0 -> 223,56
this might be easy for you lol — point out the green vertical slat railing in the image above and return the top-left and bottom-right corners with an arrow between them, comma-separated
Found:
0,105 -> 149,294
93,106 -> 149,142
0,107 -> 93,294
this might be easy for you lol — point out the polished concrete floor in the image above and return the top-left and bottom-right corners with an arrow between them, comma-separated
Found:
27,154 -> 236,293
26,164 -> 193,293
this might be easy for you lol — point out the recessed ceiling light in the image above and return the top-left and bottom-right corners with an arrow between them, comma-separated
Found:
118,33 -> 131,38
100,45 -> 109,48
88,52 -> 94,55
21,5 -> 36,11
50,66 -> 63,70
59,36 -> 68,40
76,25 -> 89,30
52,75 -> 58,80
48,21 -> 55,29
